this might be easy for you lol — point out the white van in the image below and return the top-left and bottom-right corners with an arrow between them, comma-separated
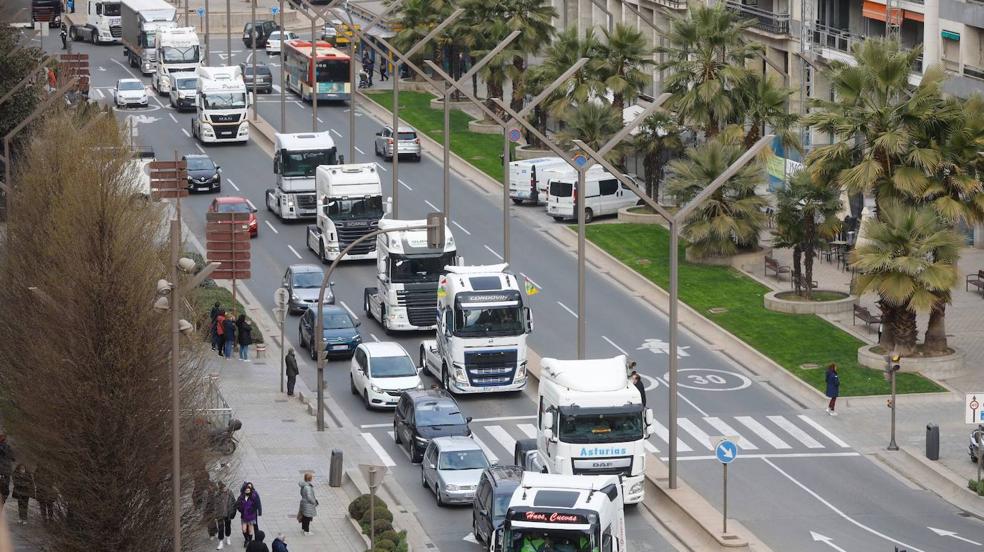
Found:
545,165 -> 641,223
509,157 -> 571,205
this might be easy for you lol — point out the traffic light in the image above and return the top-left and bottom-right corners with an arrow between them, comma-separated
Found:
890,353 -> 901,372
426,212 -> 445,249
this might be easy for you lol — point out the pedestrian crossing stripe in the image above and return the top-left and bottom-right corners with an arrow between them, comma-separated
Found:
704,416 -> 758,450
797,414 -> 850,448
517,424 -> 537,439
768,415 -> 823,449
735,416 -> 792,449
678,418 -> 714,451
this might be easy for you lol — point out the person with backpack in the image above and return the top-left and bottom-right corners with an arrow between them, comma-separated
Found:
237,315 -> 253,362
222,315 -> 237,360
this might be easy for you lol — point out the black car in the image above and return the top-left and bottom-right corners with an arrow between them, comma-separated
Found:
472,465 -> 523,549
239,63 -> 273,94
393,390 -> 471,463
242,20 -> 279,48
183,154 -> 221,192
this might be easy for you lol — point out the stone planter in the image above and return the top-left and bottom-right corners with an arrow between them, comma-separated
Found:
685,247 -> 771,271
514,144 -> 556,160
395,80 -> 435,93
763,290 -> 857,315
858,344 -> 967,380
428,97 -> 476,111
467,119 -> 502,135
617,206 -> 666,225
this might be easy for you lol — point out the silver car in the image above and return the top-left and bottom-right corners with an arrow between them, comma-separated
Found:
421,436 -> 490,507
283,264 -> 335,314
374,125 -> 422,162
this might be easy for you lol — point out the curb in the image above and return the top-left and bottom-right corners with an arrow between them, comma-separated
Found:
877,447 -> 984,520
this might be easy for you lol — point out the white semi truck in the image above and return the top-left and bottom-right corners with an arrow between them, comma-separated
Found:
306,163 -> 384,262
514,355 -> 655,505
266,131 -> 340,221
152,26 -> 200,94
120,0 -> 176,74
68,0 -> 122,44
419,264 -> 531,393
493,473 -> 626,552
363,219 -> 456,333
192,66 -> 250,144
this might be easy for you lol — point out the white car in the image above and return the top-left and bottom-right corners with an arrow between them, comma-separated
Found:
114,78 -> 149,108
265,31 -> 298,55
350,342 -> 423,409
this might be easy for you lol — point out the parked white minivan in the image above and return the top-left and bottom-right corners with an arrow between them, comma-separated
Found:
508,157 -> 570,205
544,165 -> 641,223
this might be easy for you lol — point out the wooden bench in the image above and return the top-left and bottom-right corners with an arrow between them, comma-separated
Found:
790,274 -> 818,291
966,270 -> 984,296
765,255 -> 791,280
853,305 -> 882,332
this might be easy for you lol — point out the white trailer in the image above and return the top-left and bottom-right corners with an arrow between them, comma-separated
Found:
192,66 -> 250,144
152,26 -> 200,94
266,131 -> 340,221
69,0 -> 122,44
306,163 -> 384,262
120,0 -> 176,74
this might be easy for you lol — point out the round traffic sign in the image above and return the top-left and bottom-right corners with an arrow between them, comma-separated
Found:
573,152 -> 588,167
196,7 -> 205,16
508,128 -> 521,143
271,6 -> 280,14
715,439 -> 738,464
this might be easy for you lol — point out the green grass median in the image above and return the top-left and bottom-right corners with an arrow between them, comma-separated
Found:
586,223 -> 943,396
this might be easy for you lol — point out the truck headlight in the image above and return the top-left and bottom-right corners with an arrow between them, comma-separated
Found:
238,124 -> 249,136
453,367 -> 467,383
516,361 -> 527,378
629,481 -> 643,495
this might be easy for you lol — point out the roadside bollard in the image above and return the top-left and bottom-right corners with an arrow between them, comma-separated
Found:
925,423 -> 939,461
329,448 -> 343,487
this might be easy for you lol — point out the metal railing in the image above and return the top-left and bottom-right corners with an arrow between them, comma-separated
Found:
812,23 -> 861,53
650,0 -> 688,10
725,1 -> 790,34
203,375 -> 233,428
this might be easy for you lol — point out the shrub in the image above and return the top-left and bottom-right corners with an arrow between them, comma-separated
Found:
969,479 -> 984,496
349,494 -> 374,519
360,505 -> 393,525
373,540 -> 396,552
370,519 -> 394,535
377,530 -> 399,543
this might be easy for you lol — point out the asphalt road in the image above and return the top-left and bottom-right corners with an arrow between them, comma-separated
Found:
43,29 -> 984,552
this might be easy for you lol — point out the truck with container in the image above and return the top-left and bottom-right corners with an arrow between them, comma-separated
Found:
266,131 -> 340,221
513,355 -> 655,505
491,472 -> 626,552
68,0 -> 122,44
306,163 -> 385,263
191,66 -> 250,144
31,0 -> 62,28
363,219 -> 456,333
419,264 -> 531,394
120,0 -> 177,74
152,26 -> 200,94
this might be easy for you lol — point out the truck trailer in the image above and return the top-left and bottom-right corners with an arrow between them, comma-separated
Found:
120,0 -> 176,74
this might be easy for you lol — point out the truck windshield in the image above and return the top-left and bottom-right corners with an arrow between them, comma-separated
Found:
560,412 -> 643,444
438,450 -> 489,471
161,46 -> 200,63
327,196 -> 383,221
505,529 -> 595,552
369,355 -> 417,378
282,149 -> 337,177
203,93 -> 246,109
389,252 -> 455,283
140,32 -> 156,49
454,305 -> 524,337
103,3 -> 121,16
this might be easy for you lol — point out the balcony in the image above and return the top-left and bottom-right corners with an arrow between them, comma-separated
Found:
648,0 -> 688,10
812,23 -> 862,55
726,1 -> 791,35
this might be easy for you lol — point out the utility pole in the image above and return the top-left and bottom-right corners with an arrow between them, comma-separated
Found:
887,352 -> 901,451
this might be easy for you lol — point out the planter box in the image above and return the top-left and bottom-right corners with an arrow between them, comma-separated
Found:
467,119 -> 503,135
858,344 -> 967,380
763,290 -> 857,315
685,246 -> 771,271
617,206 -> 667,226
514,144 -> 556,160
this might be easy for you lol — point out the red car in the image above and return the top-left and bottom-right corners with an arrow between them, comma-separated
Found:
208,196 -> 258,238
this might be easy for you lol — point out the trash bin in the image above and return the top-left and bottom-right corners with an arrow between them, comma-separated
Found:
329,448 -> 343,487
926,423 -> 939,461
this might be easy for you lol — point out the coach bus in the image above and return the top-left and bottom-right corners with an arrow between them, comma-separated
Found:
283,40 -> 351,102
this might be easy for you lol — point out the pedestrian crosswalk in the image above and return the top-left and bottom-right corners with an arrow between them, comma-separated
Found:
359,413 -> 852,468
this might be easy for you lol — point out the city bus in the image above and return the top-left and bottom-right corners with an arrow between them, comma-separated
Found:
283,40 -> 351,102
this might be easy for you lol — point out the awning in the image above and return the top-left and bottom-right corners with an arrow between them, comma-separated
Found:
942,30 -> 961,40
862,1 -> 903,24
905,10 -> 924,22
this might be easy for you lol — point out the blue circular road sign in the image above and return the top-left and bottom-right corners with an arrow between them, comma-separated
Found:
573,153 -> 588,167
508,128 -> 521,143
715,439 -> 738,464
196,7 -> 205,16
271,6 -> 280,14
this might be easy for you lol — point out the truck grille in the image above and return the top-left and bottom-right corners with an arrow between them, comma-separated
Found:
211,113 -> 241,124
395,284 -> 437,327
336,220 -> 378,255
571,457 -> 633,478
464,349 -> 517,387
296,193 -> 316,210
111,25 -> 122,37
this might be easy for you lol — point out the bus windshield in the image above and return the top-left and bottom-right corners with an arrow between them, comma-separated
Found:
161,46 -> 200,64
281,149 -> 337,177
326,196 -> 383,221
505,529 -> 596,552
316,59 -> 349,83
203,93 -> 246,109
559,411 -> 643,444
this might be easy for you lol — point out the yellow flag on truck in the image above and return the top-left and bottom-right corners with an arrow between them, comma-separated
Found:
524,276 -> 539,296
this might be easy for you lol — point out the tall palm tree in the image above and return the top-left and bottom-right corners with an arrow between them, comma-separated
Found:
391,0 -> 452,73
850,204 -> 962,354
634,111 -> 683,202
774,171 -> 842,298
665,136 -> 768,258
535,27 -> 605,122
656,4 -> 761,136
500,0 -> 557,114
594,23 -> 655,113
736,72 -> 800,153
555,102 -> 627,163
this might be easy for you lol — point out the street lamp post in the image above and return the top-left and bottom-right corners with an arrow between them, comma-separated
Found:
887,352 -> 901,451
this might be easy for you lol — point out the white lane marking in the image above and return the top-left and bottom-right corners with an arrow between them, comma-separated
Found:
264,220 -> 279,234
735,416 -> 792,449
317,117 -> 325,123
470,433 -> 498,463
656,376 -> 710,417
484,245 -> 504,260
195,143 -> 206,154
517,424 -> 538,439
354,146 -> 365,154
678,418 -> 715,451
330,128 -> 342,137
375,163 -> 388,172
93,88 -> 104,98
768,416 -> 824,449
287,245 -> 303,259
668,452 -> 861,461
370,333 -> 380,342
227,179 -> 241,191
424,200 -> 439,211
360,414 -> 535,429
181,128 -> 191,137
485,425 -> 516,456
927,527 -> 982,546
272,84 -> 281,93
399,179 -> 412,191
339,300 -> 358,321
293,101 -> 305,109
762,457 -> 927,552
168,112 -> 178,123
651,420 -> 693,452
451,221 -> 471,235
153,96 -> 165,108
98,66 -> 106,72
111,58 -> 141,79
360,433 -> 396,467
797,415 -> 850,448
644,441 -> 660,454
703,417 -> 758,450
556,301 -> 578,318
602,336 -> 628,355
245,199 -> 257,211
246,51 -> 253,63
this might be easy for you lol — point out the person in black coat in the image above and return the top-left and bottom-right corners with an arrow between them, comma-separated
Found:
222,316 -> 237,359
0,434 -> 13,505
285,348 -> 299,396
237,315 -> 253,362
825,363 -> 840,416
630,371 -> 646,408
245,530 -> 269,552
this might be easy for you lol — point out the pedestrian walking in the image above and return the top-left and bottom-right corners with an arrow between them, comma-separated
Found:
237,315 -> 253,362
33,465 -> 55,523
364,59 -> 374,87
297,472 -> 318,535
236,481 -> 262,546
214,310 -> 227,355
825,363 -> 840,416
11,463 -> 34,525
629,370 -> 646,408
0,434 -> 13,505
245,530 -> 269,552
378,62 -> 387,81
271,534 -> 289,552
223,315 -> 237,360
210,301 -> 222,321
285,348 -> 299,396
60,25 -> 67,50
213,481 -> 236,549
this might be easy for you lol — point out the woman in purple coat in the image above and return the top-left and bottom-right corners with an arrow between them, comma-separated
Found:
235,482 -> 262,546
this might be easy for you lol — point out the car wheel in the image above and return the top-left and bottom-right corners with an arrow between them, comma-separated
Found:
363,390 -> 371,409
309,342 -> 317,361
511,198 -> 524,205
393,422 -> 402,444
584,208 -> 594,224
415,154 -> 422,162
421,466 -> 428,488
552,216 -> 564,222
363,289 -> 372,318
319,241 -> 328,265
380,308 -> 390,335
298,326 -> 306,348
436,486 -> 445,507
411,440 -> 421,463
441,363 -> 450,390
350,374 -> 357,395
419,346 -> 426,371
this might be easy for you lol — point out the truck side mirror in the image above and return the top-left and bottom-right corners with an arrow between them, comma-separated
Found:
524,307 -> 533,333
542,428 -> 554,442
542,411 -> 553,431
338,154 -> 345,164
248,91 -> 255,105
645,408 -> 654,425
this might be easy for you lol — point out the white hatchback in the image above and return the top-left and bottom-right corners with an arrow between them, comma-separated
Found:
350,342 -> 423,409
265,30 -> 298,55
114,78 -> 149,108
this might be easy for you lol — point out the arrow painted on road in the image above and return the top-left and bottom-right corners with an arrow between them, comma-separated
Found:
928,527 -> 982,546
462,533 -> 479,544
810,531 -> 849,552
98,66 -> 106,72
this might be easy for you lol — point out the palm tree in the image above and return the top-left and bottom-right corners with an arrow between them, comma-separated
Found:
555,102 -> 627,163
634,111 -> 683,202
850,204 -> 962,354
656,5 -> 761,136
391,0 -> 452,74
594,23 -> 654,113
535,27 -> 606,122
736,72 -> 800,153
665,136 -> 768,258
774,171 -> 842,298
500,0 -> 557,114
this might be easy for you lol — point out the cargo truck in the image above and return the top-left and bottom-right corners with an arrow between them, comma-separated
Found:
306,163 -> 384,262
266,131 -> 339,221
120,0 -> 176,74
68,0 -> 122,44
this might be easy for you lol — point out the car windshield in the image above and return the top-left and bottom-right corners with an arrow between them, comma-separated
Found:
559,411 -> 643,444
185,157 -> 214,171
506,529 -> 595,552
493,492 -> 512,519
369,355 -> 417,378
316,59 -> 349,83
321,312 -> 353,330
438,450 -> 489,471
175,78 -> 197,90
454,305 -> 524,337
415,401 -> 466,426
326,196 -> 384,221
203,92 -> 247,109
291,271 -> 323,288
216,202 -> 250,213
389,252 -> 456,283
118,81 -> 143,91
161,46 -> 200,64
281,149 -> 337,177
